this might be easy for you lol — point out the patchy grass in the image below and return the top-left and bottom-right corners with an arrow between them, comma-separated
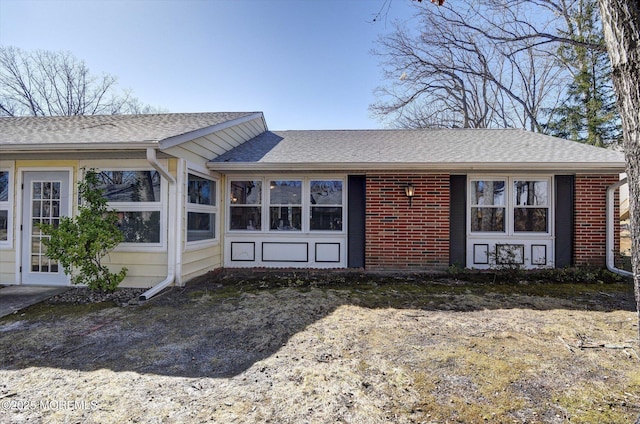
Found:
0,272 -> 638,423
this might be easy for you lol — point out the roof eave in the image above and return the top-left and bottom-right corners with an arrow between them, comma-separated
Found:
207,161 -> 626,173
0,142 -> 159,152
158,112 -> 265,149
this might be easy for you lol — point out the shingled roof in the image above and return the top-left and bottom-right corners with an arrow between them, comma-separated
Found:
210,129 -> 625,172
0,112 -> 261,149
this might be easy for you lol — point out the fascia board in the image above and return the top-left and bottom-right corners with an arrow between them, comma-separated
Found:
207,161 -> 626,173
158,112 -> 265,149
0,142 -> 158,152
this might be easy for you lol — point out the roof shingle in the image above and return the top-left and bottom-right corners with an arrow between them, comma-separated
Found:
0,112 -> 259,146
212,129 -> 624,166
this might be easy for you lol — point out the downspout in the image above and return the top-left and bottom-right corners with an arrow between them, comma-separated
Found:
606,177 -> 633,278
139,148 -> 178,301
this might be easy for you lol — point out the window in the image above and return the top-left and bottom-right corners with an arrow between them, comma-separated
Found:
0,170 -> 10,243
230,180 -> 262,230
269,180 -> 302,231
310,180 -> 343,231
96,170 -> 162,243
187,173 -> 217,242
513,180 -> 549,232
469,177 -> 551,234
470,180 -> 506,232
228,178 -> 345,233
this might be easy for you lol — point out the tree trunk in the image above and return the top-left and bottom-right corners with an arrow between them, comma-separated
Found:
597,0 -> 640,339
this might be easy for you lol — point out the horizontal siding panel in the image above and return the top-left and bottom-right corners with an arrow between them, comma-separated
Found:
108,263 -> 166,277
0,250 -> 16,284
184,245 -> 221,264
182,245 -> 221,281
105,251 -> 168,266
118,276 -> 162,289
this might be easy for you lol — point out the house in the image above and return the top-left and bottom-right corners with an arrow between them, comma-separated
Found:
0,112 -> 627,295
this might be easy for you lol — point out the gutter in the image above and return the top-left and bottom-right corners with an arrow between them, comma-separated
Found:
606,177 -> 633,278
139,147 -> 178,301
207,161 -> 625,174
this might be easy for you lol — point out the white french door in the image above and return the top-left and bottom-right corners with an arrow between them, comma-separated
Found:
21,171 -> 71,285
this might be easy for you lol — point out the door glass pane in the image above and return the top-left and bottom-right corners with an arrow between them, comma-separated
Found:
32,201 -> 42,218
33,182 -> 42,200
30,180 -> 60,273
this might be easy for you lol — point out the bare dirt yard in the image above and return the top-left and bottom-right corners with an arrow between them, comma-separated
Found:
0,270 -> 639,424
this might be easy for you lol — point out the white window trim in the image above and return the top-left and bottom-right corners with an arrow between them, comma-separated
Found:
0,165 -> 14,249
185,170 -> 219,249
92,167 -> 167,252
268,178 -> 303,232
468,175 -> 553,238
227,176 -> 346,234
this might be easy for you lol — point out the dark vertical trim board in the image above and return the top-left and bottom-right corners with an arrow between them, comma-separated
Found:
555,175 -> 574,268
449,175 -> 467,267
347,175 -> 366,268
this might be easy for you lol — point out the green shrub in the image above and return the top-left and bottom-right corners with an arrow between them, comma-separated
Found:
39,169 -> 127,292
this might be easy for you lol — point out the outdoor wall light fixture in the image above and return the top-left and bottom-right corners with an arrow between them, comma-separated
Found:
405,183 -> 415,206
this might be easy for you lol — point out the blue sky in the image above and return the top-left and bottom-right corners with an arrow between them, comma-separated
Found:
0,0 -> 417,130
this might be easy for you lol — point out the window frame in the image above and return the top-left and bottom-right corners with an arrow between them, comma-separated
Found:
268,179 -> 303,232
512,179 -> 550,233
309,179 -> 344,232
469,178 -> 507,234
93,168 -> 166,251
468,175 -> 553,237
0,167 -> 13,248
227,176 -> 346,234
186,170 -> 219,247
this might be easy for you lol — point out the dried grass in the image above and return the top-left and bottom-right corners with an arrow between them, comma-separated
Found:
0,277 -> 638,423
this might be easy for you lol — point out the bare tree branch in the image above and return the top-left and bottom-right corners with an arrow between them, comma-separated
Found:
0,46 -> 165,116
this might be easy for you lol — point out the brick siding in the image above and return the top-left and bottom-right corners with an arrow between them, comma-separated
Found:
574,174 -> 620,267
365,174 -> 450,270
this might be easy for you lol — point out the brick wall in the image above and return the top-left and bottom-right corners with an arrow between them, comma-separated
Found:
574,174 -> 620,267
365,174 -> 450,270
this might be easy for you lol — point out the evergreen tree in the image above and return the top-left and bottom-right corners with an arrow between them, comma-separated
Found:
545,0 -> 621,146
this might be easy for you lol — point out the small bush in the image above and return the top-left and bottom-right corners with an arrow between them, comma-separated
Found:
39,169 -> 127,292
